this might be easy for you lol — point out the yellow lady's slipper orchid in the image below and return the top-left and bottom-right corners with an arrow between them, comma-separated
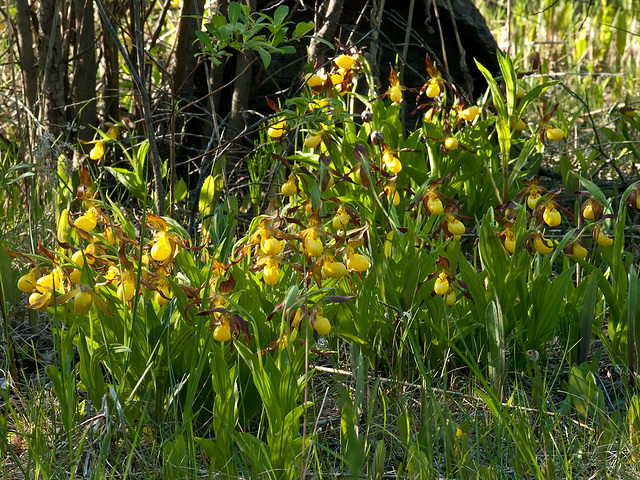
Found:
546,127 -> 565,141
69,269 -> 82,284
459,106 -> 479,122
389,86 -> 402,103
268,120 -> 287,138
346,248 -> 370,273
72,250 -> 86,267
151,233 -> 173,262
543,205 -> 561,227
304,232 -> 323,257
304,131 -> 322,148
36,272 -> 62,293
117,280 -> 136,302
75,208 -> 98,231
533,233 -> 553,254
213,320 -> 232,342
309,98 -> 330,112
445,289 -> 456,307
386,67 -> 404,103
447,217 -> 465,236
74,290 -> 93,315
104,265 -> 119,281
330,68 -> 346,85
570,242 -> 588,259
354,165 -> 363,183
18,270 -> 37,292
427,192 -> 443,215
382,149 -> 402,174
527,189 -> 541,210
582,200 -> 595,220
596,228 -> 613,246
28,292 -> 40,305
261,236 -> 283,257
321,257 -> 347,279
90,141 -> 105,161
281,175 -> 297,196
29,290 -> 53,310
385,183 -> 400,206
106,125 -> 119,139
335,54 -> 355,70
263,258 -> 280,285
305,70 -> 327,88
424,107 -> 435,123
332,206 -> 350,230
503,229 -> 516,254
291,309 -> 302,327
444,137 -> 459,151
383,153 -> 402,174
311,308 -> 331,335
85,244 -> 98,264
426,79 -> 441,98
434,272 -> 449,296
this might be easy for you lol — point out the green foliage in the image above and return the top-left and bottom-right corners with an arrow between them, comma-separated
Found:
197,3 -> 313,68
4,0 -> 640,477
105,140 -> 150,203
566,362 -> 607,427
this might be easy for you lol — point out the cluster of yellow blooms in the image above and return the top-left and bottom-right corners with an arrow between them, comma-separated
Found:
18,45 -> 599,347
16,181 -> 373,346
262,47 -> 620,309
17,202 -> 183,321
235,202 -> 371,336
497,176 -> 618,257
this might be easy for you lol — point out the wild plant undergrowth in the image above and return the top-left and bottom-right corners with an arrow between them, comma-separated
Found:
2,1 -> 640,479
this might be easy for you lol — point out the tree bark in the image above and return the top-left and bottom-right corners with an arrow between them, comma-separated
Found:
229,51 -> 254,135
39,0 -> 67,139
229,0 -> 256,136
14,0 -> 38,114
308,0 -> 345,66
171,0 -> 205,99
72,0 -> 97,142
208,0 -> 229,114
100,1 -> 120,125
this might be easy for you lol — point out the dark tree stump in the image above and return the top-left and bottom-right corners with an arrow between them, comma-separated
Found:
338,0 -> 500,99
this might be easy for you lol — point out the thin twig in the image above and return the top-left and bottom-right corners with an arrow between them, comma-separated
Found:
149,0 -> 172,53
369,0 -> 386,84
143,52 -> 176,217
399,0 -> 415,132
443,0 -> 474,96
430,0 -> 449,75
345,0 -> 370,46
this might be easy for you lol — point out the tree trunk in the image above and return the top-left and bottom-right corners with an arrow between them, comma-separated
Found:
14,0 -> 38,114
208,0 -> 229,115
229,0 -> 256,136
39,0 -> 67,140
308,0 -> 345,66
100,1 -> 120,125
172,0 -> 205,99
72,0 -> 97,142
